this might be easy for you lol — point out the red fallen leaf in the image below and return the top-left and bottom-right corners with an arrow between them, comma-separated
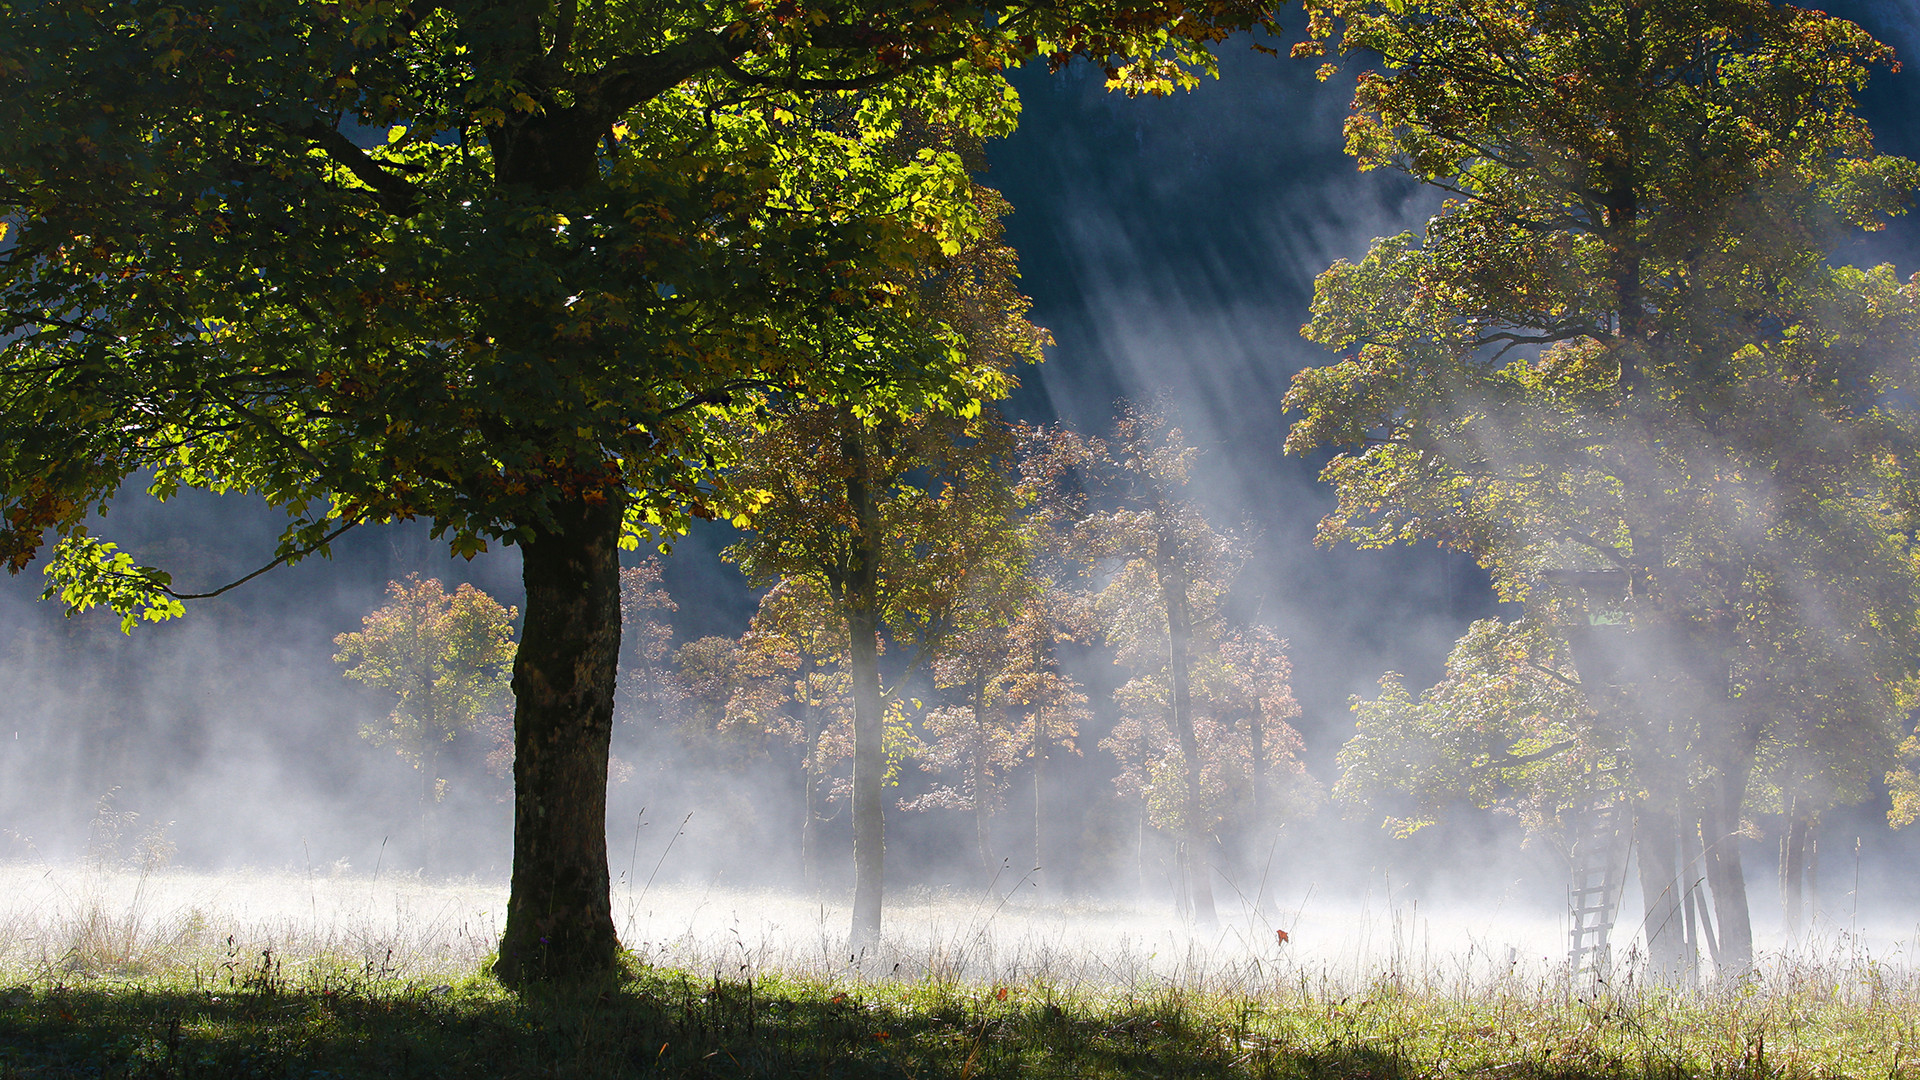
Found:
994,986 -> 1008,1001
1276,929 -> 1291,945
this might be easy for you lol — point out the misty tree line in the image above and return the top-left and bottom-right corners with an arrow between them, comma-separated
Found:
8,0 -> 1920,986
338,401 -> 1323,926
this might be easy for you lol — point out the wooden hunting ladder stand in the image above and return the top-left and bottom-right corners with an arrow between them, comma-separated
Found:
1568,766 -> 1634,976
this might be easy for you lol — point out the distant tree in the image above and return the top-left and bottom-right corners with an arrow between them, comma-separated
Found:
616,560 -> 681,730
334,575 -> 518,809
722,172 -> 1041,942
670,635 -> 746,752
726,402 -> 1024,942
1027,404 -> 1253,924
726,578 -> 854,888
1288,0 -> 1920,977
904,561 -> 1091,885
1201,627 -> 1319,859
1100,625 -> 1315,913
895,508 -> 1030,880
1001,588 -> 1092,893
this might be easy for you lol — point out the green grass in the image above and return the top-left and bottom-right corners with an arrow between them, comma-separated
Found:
2,953 -> 1916,1079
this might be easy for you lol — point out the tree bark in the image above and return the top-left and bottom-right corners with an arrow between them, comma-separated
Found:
493,495 -> 623,986
845,434 -> 886,948
1678,808 -> 1709,985
798,749 -> 821,891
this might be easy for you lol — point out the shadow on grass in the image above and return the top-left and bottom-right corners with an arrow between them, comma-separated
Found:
0,965 -> 1459,1080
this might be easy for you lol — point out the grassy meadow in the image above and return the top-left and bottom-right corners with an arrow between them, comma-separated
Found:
0,863 -> 1916,1079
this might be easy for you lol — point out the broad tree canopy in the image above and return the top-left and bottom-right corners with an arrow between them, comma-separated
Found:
1287,0 -> 1920,975
0,0 -> 1276,618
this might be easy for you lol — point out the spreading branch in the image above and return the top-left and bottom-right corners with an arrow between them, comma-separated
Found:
302,125 -> 421,216
162,512 -> 368,601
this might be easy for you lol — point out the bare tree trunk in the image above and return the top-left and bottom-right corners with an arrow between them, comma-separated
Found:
845,435 -> 886,948
971,678 -> 993,884
1702,780 -> 1753,974
1678,807 -> 1709,986
801,758 -> 822,889
800,692 -> 823,891
1781,802 -> 1809,935
1634,800 -> 1690,985
1250,707 -> 1267,828
494,495 -> 623,986
1032,706 -> 1045,899
1161,559 -> 1216,928
1805,819 -> 1820,920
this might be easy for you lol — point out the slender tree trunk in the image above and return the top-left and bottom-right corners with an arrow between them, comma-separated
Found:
845,435 -> 886,947
1136,801 -> 1149,900
1032,706 -> 1045,899
971,678 -> 993,884
1250,707 -> 1267,828
494,495 -> 623,986
1161,558 -> 1216,928
1634,800 -> 1689,984
801,753 -> 822,890
1702,774 -> 1754,973
1249,706 -> 1276,917
1782,801 -> 1809,935
1678,807 -> 1709,986
799,684 -> 823,891
1805,817 -> 1820,921
421,744 -> 444,870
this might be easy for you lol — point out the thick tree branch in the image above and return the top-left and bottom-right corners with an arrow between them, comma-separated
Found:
1493,738 -> 1576,767
1556,528 -> 1631,567
548,0 -> 578,65
302,125 -> 420,216
1524,660 -> 1583,690
586,31 -> 751,121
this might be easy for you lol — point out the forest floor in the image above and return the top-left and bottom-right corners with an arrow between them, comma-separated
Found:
0,956 -> 1915,1079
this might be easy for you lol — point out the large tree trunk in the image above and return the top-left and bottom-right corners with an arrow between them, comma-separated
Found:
845,435 -> 886,947
1161,558 -> 1216,928
493,495 -> 623,986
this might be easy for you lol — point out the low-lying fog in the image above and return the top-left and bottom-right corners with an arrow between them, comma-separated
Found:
6,859 -> 1916,996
